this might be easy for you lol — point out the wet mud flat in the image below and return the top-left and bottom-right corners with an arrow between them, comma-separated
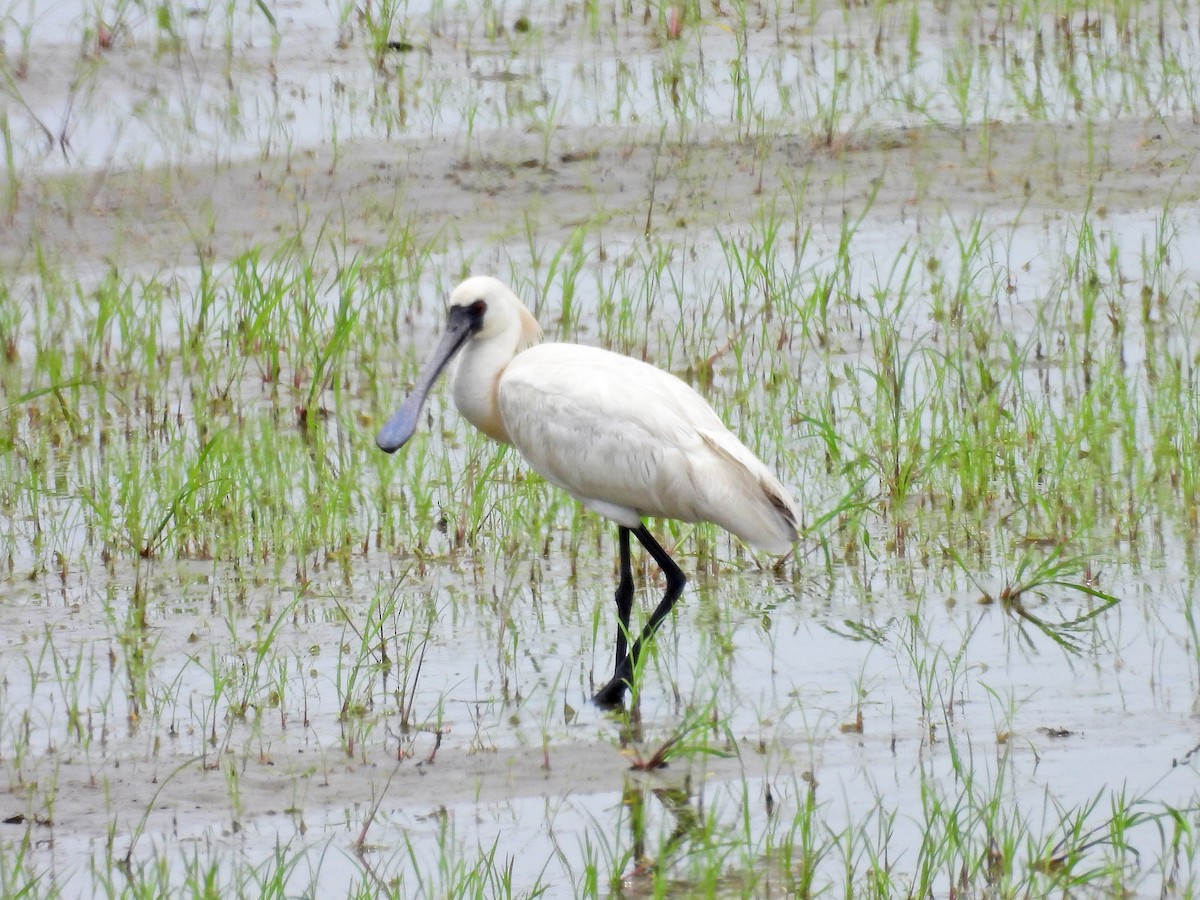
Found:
2,1 -> 1200,896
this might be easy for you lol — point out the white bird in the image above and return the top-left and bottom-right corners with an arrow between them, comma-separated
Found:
377,276 -> 798,707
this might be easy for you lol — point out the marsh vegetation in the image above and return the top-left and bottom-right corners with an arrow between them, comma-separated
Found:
2,0 -> 1199,895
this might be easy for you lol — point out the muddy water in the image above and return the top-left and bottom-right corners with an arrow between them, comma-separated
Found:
3,1 -> 1200,896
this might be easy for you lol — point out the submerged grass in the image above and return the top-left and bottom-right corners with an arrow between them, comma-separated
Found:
3,195 -> 1200,891
1,0 -> 1200,896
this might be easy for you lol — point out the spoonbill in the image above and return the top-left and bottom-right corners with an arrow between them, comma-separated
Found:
377,276 -> 798,707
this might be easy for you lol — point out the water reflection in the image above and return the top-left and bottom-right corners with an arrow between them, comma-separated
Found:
620,775 -> 700,885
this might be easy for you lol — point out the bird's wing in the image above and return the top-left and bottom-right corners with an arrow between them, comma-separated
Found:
497,344 -> 796,551
498,345 -> 715,517
693,429 -> 799,552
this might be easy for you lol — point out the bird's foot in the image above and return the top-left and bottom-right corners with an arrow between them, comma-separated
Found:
592,674 -> 630,709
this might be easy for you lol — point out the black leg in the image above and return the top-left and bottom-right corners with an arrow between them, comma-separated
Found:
612,526 -> 634,674
593,525 -> 687,708
626,525 -> 687,664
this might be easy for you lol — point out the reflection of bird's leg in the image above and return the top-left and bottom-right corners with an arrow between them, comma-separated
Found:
653,786 -> 701,856
593,525 -> 687,708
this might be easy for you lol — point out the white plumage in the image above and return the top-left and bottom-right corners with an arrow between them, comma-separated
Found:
500,344 -> 796,553
377,276 -> 798,706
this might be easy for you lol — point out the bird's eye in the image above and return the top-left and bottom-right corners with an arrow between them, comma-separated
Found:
462,299 -> 487,331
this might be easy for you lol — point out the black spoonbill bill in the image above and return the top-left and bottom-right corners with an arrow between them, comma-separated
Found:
377,276 -> 798,707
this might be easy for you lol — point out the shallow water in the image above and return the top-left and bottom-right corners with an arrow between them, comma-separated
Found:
7,0 -> 1199,170
3,0 -> 1200,897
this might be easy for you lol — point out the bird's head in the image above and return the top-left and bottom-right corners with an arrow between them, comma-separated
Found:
448,276 -> 542,351
376,277 -> 541,453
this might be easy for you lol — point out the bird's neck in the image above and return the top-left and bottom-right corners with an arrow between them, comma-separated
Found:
452,330 -> 520,444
